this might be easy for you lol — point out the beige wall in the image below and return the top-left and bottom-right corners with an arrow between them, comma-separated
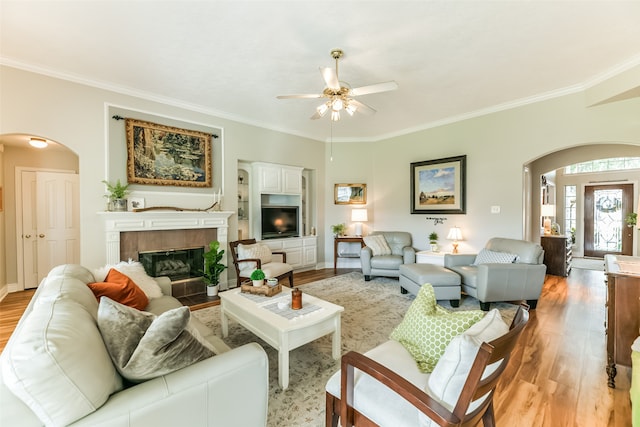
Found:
1,63 -> 639,294
0,145 -> 5,297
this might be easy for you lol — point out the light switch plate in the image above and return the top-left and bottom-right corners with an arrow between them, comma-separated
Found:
491,206 -> 501,214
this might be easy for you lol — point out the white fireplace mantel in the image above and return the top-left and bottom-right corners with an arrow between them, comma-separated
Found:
98,211 -> 234,265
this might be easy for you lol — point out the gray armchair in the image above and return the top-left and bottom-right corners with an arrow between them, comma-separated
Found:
361,231 -> 415,281
444,237 -> 547,310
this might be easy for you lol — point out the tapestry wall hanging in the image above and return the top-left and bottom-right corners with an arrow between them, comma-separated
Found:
126,118 -> 213,187
410,155 -> 466,214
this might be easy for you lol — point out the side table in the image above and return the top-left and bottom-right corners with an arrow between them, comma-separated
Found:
334,236 -> 365,272
416,250 -> 450,266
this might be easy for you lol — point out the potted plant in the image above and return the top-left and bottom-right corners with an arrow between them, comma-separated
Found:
429,232 -> 439,252
250,269 -> 266,287
625,212 -> 637,228
102,179 -> 130,212
331,223 -> 346,237
200,240 -> 227,296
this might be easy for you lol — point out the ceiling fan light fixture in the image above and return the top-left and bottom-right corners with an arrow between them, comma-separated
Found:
331,110 -> 341,121
29,137 -> 48,148
332,98 -> 343,111
345,103 -> 357,116
317,102 -> 330,117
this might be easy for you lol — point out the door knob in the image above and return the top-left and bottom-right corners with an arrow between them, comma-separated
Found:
39,234 -> 45,238
25,234 -> 31,238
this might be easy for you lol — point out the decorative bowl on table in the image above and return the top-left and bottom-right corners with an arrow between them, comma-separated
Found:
266,278 -> 278,287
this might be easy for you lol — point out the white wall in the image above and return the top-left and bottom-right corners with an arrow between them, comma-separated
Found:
0,66 -> 325,291
322,92 -> 640,261
2,64 -> 640,291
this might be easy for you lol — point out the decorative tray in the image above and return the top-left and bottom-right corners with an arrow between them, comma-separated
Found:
240,282 -> 282,297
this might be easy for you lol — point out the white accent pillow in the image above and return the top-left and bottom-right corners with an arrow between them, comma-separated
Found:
237,243 -> 272,270
421,309 -> 509,426
473,249 -> 518,265
93,260 -> 163,299
364,234 -> 392,256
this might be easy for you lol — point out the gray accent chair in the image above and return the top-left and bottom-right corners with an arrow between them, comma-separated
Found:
444,237 -> 547,310
361,231 -> 416,281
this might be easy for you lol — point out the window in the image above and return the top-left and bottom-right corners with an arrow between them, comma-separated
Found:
565,157 -> 640,174
565,185 -> 576,241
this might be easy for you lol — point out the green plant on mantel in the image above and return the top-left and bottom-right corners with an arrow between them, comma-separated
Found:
102,179 -> 130,200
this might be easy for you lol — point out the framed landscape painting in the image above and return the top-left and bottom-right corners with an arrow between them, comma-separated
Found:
410,155 -> 466,214
126,118 -> 213,187
334,183 -> 367,205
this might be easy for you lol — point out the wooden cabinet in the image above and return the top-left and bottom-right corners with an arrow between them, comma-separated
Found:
541,236 -> 572,276
255,163 -> 302,194
604,266 -> 640,388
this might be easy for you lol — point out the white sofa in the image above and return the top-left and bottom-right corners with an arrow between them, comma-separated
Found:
0,264 -> 269,427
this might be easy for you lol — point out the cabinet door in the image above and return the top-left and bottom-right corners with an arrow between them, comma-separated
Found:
282,167 -> 302,194
258,165 -> 282,193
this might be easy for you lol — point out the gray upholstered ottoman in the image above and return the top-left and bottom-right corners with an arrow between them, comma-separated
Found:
399,263 -> 461,307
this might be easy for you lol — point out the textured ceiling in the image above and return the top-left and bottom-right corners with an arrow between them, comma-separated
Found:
2,1 -> 640,143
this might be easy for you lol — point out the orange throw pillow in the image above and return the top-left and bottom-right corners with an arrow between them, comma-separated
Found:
88,268 -> 149,310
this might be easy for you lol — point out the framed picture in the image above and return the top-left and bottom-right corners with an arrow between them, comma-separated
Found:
128,197 -> 145,211
334,183 -> 367,205
410,155 -> 466,214
126,118 -> 213,187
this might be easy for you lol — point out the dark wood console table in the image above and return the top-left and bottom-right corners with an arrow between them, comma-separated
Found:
605,268 -> 640,388
334,236 -> 364,273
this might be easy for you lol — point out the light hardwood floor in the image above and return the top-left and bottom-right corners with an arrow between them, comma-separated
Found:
0,268 -> 632,425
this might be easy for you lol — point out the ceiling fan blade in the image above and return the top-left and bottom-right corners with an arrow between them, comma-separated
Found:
310,111 -> 323,120
276,94 -> 323,99
349,99 -> 377,115
320,67 -> 340,90
350,81 -> 398,97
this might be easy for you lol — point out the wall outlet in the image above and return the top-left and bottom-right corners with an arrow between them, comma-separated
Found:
491,206 -> 501,214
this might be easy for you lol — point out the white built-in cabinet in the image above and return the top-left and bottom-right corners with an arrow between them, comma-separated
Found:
255,162 -> 302,194
263,236 -> 317,270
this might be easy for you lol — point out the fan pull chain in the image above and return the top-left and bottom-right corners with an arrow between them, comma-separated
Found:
330,119 -> 334,162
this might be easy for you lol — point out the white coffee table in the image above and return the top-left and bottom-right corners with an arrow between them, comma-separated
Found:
220,286 -> 344,390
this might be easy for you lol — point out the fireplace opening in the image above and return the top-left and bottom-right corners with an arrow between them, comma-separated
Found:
139,247 -> 204,282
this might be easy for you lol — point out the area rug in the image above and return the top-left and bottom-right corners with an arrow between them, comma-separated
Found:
571,257 -> 605,271
192,271 -> 517,427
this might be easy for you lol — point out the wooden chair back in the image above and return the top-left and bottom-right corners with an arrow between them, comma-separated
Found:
332,304 -> 530,427
228,238 -> 294,287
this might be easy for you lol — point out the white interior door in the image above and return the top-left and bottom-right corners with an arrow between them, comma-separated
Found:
20,170 -> 80,288
21,171 -> 39,288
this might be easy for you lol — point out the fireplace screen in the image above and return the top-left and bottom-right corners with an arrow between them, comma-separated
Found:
139,247 -> 204,281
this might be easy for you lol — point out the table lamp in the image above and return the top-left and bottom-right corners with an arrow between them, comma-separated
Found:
541,204 -> 555,235
351,208 -> 368,236
446,226 -> 463,253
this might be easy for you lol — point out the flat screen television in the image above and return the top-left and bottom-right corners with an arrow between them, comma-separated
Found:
261,206 -> 299,239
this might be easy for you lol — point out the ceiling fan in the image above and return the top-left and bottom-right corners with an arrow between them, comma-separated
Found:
276,49 -> 398,121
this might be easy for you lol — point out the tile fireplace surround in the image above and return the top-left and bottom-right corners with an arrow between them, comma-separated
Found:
98,211 -> 234,293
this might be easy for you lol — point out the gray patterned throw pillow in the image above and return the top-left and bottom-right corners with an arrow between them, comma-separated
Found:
472,248 -> 518,265
97,297 -> 215,382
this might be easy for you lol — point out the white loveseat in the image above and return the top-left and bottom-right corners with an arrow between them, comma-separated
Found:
0,264 -> 269,427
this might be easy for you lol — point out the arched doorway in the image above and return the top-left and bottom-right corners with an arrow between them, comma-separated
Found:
524,143 -> 640,258
0,134 -> 80,291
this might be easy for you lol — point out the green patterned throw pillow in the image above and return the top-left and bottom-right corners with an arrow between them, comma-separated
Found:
390,284 -> 485,373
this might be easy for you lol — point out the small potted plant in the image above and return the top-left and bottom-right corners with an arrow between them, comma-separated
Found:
250,268 -> 266,287
429,232 -> 439,252
331,223 -> 346,238
200,240 -> 227,296
625,212 -> 637,228
102,179 -> 130,212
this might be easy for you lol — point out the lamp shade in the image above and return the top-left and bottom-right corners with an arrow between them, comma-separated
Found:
351,209 -> 368,222
541,204 -> 556,217
446,226 -> 463,241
